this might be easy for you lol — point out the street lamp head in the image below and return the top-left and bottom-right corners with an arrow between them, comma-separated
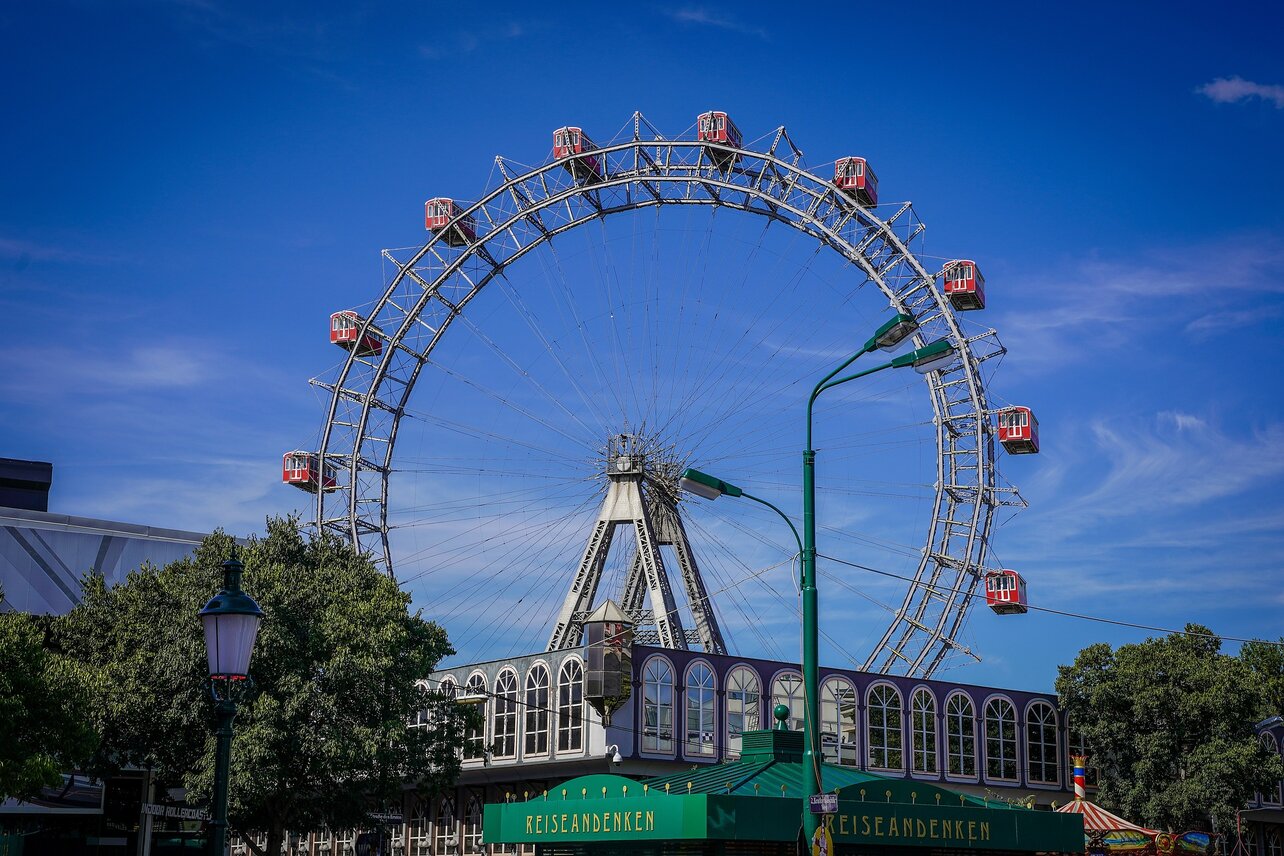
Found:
199,550 -> 264,680
867,313 -> 919,353
891,338 -> 957,374
678,467 -> 743,500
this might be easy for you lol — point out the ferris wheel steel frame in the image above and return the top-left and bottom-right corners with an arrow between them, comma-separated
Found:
311,112 -> 1025,678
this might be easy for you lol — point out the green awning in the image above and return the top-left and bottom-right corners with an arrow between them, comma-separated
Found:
482,733 -> 1083,852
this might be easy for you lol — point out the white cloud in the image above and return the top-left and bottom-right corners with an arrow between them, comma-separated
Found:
664,7 -> 768,39
1197,76 -> 1284,109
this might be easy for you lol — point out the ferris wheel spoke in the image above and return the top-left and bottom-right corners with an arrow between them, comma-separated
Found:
400,406 -> 587,466
491,273 -> 615,441
446,313 -> 602,450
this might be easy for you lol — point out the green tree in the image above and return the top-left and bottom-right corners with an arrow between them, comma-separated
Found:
57,517 -> 471,856
1056,626 -> 1283,832
1239,638 -> 1284,720
0,587 -> 98,801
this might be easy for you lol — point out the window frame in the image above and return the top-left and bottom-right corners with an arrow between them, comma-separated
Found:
463,671 -> 487,761
984,696 -> 1019,782
866,682 -> 905,771
725,665 -> 761,760
523,662 -> 551,757
556,657 -> 584,755
945,692 -> 977,779
492,668 -> 519,760
821,676 -> 859,767
642,656 -> 676,755
1026,701 -> 1060,786
684,661 -> 717,758
911,687 -> 938,775
770,671 -> 805,733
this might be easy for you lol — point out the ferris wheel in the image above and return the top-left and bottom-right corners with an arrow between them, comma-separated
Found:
291,111 -> 1038,678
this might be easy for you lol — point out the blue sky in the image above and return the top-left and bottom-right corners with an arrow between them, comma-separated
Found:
1,1 -> 1282,691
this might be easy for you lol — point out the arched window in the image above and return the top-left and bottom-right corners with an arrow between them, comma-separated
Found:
911,689 -> 937,774
464,673 -> 487,760
643,657 -> 675,753
685,662 -> 716,757
726,666 -> 760,759
867,684 -> 904,770
434,796 -> 456,856
985,698 -> 1018,780
1260,735 -> 1282,805
557,659 -> 584,753
771,672 -> 804,732
1067,724 -> 1099,787
1026,702 -> 1059,784
412,680 -> 432,730
462,795 -> 483,855
524,664 -> 550,756
408,798 -> 430,856
821,677 -> 858,766
493,669 -> 518,759
1245,825 -> 1260,856
945,693 -> 976,777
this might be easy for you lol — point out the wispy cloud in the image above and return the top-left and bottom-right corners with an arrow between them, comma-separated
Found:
663,7 -> 769,39
997,234 -> 1284,368
419,21 -> 527,60
1197,76 -> 1284,109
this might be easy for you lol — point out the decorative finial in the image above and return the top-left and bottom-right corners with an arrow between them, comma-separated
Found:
859,789 -> 866,801
622,785 -> 628,796
754,783 -> 760,795
602,787 -> 607,797
687,782 -> 693,793
542,790 -> 547,801
582,788 -> 587,798
523,791 -> 529,801
773,704 -> 790,730
664,784 -> 670,794
935,794 -> 941,805
643,784 -> 649,795
911,792 -> 917,804
885,790 -> 892,803
562,789 -> 567,799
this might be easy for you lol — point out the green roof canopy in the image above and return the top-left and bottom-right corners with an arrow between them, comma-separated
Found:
483,731 -> 1084,852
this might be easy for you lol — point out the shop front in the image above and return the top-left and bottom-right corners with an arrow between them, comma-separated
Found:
484,731 -> 1085,856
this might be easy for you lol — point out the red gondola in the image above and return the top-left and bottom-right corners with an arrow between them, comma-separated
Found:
553,127 -> 602,183
282,451 -> 336,493
997,406 -> 1039,454
984,570 -> 1028,614
697,111 -> 742,170
942,260 -> 986,311
834,157 -> 878,207
329,311 -> 382,357
424,198 -> 476,247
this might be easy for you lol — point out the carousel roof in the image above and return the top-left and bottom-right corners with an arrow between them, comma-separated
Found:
1056,798 -> 1158,835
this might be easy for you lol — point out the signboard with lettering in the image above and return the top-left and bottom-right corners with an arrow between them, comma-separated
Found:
481,773 -> 1085,852
141,803 -> 211,822
809,794 -> 838,815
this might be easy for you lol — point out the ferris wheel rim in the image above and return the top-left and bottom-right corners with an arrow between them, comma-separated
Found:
312,115 -> 1016,677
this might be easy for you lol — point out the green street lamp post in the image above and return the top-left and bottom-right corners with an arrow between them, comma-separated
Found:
199,550 -> 264,856
680,313 -> 957,844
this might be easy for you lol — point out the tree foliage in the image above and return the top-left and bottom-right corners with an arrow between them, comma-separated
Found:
1056,626 -> 1283,832
0,588 -> 98,801
57,517 -> 472,856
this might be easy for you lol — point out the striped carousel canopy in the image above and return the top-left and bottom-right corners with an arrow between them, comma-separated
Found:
1056,799 -> 1158,835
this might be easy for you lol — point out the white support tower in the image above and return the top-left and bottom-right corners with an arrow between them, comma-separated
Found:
546,435 -> 725,653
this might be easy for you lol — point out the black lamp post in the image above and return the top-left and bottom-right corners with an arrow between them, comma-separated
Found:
199,550 -> 264,856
